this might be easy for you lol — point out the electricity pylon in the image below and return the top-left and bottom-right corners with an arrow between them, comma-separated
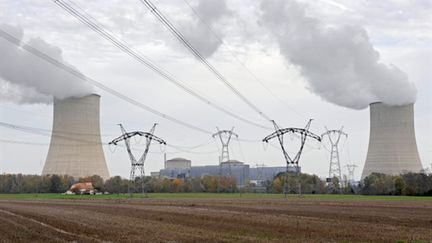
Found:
109,123 -> 166,197
321,127 -> 348,182
263,119 -> 321,196
345,164 -> 357,185
213,127 -> 238,176
256,163 -> 266,181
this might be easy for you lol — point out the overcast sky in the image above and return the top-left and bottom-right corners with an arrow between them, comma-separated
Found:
0,0 -> 431,180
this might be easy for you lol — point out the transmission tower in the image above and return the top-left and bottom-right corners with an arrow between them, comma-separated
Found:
256,163 -> 266,181
263,119 -> 321,196
109,123 -> 166,196
213,127 -> 238,176
345,164 -> 357,185
321,127 -> 348,182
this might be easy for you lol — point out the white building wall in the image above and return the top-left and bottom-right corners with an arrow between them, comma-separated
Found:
42,94 -> 110,180
361,102 -> 422,178
165,158 -> 192,169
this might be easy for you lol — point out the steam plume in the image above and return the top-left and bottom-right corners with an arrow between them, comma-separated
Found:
259,0 -> 417,109
0,24 -> 93,104
182,0 -> 231,57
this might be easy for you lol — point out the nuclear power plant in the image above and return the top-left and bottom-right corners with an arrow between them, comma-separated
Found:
42,94 -> 110,180
361,102 -> 423,178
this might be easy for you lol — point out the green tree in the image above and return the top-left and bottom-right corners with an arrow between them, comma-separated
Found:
104,176 -> 128,194
402,172 -> 432,196
361,173 -> 396,195
393,175 -> 406,195
49,175 -> 62,193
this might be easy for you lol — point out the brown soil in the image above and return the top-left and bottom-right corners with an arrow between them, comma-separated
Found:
0,198 -> 431,242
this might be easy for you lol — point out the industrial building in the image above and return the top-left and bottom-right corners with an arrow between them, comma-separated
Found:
159,158 -> 249,185
157,157 -> 298,186
190,160 -> 250,186
42,94 -> 110,180
249,166 -> 296,181
165,157 -> 191,169
362,102 -> 423,178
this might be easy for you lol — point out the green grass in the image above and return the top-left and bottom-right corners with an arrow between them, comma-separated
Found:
0,193 -> 431,201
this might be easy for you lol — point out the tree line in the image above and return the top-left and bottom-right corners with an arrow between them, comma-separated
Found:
0,172 -> 431,195
359,172 -> 432,196
0,174 -> 237,194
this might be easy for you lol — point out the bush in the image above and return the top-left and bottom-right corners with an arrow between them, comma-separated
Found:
360,172 -> 432,196
0,174 -> 74,193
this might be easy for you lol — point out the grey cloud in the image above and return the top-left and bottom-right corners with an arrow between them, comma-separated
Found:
181,0 -> 232,57
259,0 -> 417,109
0,24 -> 93,104
195,0 -> 232,22
0,79 -> 51,104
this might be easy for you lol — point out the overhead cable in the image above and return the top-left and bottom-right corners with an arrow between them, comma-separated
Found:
182,0 -> 307,120
0,120 -> 218,153
0,28 -> 212,135
53,0 -> 271,130
140,0 -> 272,122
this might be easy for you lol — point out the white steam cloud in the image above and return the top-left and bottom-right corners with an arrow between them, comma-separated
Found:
182,0 -> 231,57
0,24 -> 93,104
259,0 -> 417,109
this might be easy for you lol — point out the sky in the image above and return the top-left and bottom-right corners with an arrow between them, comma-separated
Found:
0,0 -> 431,180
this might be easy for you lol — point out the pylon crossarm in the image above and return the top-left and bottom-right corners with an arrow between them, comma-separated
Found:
109,133 -> 143,164
144,134 -> 166,145
321,130 -> 347,143
263,128 -> 321,143
138,136 -> 166,163
110,123 -> 166,196
109,131 -> 147,145
303,131 -> 322,142
263,120 -> 321,165
213,130 -> 239,139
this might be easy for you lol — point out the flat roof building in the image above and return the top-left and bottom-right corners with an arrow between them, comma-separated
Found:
158,158 -> 299,186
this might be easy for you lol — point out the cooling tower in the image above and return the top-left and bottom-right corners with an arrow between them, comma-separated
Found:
361,102 -> 422,178
42,94 -> 110,180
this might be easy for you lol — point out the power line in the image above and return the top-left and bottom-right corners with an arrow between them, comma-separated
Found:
0,28 -> 213,135
165,144 -> 218,155
0,139 -> 50,146
0,120 -> 219,154
0,121 -> 107,145
0,137 -> 217,155
140,0 -> 272,122
165,137 -> 213,149
182,0 -> 307,120
53,0 -> 271,130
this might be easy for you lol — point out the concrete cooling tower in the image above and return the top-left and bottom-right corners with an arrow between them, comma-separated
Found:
42,94 -> 110,180
361,102 -> 422,178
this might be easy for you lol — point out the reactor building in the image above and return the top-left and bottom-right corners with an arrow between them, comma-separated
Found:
42,94 -> 110,180
361,102 -> 422,178
157,157 -> 294,186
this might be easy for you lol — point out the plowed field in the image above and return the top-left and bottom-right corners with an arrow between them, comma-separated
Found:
0,198 -> 431,242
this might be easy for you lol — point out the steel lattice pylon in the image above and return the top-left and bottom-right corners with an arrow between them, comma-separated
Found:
321,127 -> 348,182
109,123 -> 166,197
256,163 -> 266,181
345,164 -> 357,185
263,119 -> 321,196
213,127 -> 238,176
